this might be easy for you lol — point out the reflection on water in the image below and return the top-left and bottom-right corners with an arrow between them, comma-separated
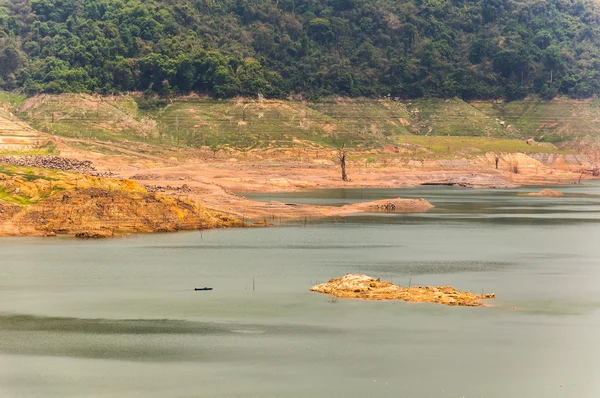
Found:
1,183 -> 600,397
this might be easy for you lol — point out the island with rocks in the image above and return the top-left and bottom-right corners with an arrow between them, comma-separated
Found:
310,274 -> 495,307
522,189 -> 564,197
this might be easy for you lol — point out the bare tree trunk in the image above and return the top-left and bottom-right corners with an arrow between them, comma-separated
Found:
495,155 -> 499,169
341,158 -> 348,181
521,69 -> 524,84
338,144 -> 349,182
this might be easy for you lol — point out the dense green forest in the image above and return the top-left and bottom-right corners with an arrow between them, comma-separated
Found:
0,0 -> 599,99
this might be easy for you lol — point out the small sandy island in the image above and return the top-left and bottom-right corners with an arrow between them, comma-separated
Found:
336,198 -> 434,215
310,274 -> 495,307
521,188 -> 564,197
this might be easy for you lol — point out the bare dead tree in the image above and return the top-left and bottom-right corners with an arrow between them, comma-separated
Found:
494,154 -> 500,169
337,144 -> 349,182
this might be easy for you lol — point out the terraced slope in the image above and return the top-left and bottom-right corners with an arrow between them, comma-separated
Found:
0,110 -> 52,154
19,94 -> 143,142
8,93 -> 598,156
472,99 -> 600,143
404,98 -> 515,138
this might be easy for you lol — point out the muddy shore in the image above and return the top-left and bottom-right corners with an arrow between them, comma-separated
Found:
109,156 -> 586,222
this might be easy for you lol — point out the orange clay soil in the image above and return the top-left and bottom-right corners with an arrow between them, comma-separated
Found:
0,170 -> 243,237
2,136 -> 593,231
94,151 -> 582,222
310,274 -> 495,307
0,166 -> 433,237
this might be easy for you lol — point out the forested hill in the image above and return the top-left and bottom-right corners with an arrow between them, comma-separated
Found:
0,0 -> 599,100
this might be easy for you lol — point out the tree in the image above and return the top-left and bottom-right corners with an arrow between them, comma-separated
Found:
0,46 -> 22,78
0,0 -> 599,99
337,144 -> 349,182
543,45 -> 562,84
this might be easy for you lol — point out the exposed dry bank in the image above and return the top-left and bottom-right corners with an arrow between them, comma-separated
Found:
310,274 -> 495,307
0,166 -> 242,237
0,165 -> 436,237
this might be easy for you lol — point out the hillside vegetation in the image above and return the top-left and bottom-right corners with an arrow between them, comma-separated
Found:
7,93 -> 597,154
0,0 -> 599,100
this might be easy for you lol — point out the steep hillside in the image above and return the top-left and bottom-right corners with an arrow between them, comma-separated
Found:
0,0 -> 599,100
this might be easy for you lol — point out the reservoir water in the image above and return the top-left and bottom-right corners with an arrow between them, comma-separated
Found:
1,184 -> 600,397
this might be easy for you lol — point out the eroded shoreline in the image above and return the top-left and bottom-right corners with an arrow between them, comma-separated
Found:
0,150 -> 594,237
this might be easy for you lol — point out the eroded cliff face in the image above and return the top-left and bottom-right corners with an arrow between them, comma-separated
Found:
0,201 -> 20,221
0,168 -> 242,237
310,274 -> 495,307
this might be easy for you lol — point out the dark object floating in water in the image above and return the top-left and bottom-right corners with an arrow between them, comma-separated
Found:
194,287 -> 213,291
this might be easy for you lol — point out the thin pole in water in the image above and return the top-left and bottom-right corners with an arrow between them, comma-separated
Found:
253,275 -> 255,291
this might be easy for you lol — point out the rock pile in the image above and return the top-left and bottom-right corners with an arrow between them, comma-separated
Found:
347,197 -> 434,213
144,184 -> 194,193
92,171 -> 117,178
310,274 -> 495,307
75,231 -> 115,239
0,156 -> 96,174
370,202 -> 398,211
129,174 -> 161,180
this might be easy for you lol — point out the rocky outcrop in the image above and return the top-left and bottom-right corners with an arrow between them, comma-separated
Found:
310,274 -> 495,307
144,184 -> 195,193
0,168 -> 243,237
75,230 -> 115,239
129,173 -> 161,180
6,188 -> 242,237
522,189 -> 564,197
421,173 -> 518,188
345,198 -> 434,213
0,201 -> 20,220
